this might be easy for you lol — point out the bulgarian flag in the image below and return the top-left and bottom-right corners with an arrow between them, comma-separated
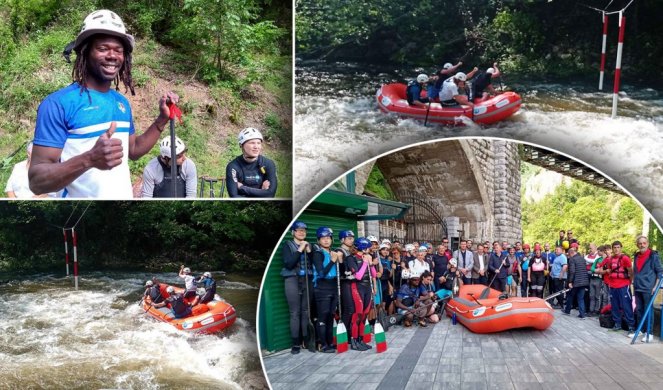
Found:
363,319 -> 372,343
332,319 -> 337,346
335,320 -> 348,353
374,323 -> 387,353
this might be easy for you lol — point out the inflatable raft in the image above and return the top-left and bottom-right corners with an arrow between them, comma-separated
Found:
444,284 -> 554,333
376,83 -> 522,125
142,283 -> 236,334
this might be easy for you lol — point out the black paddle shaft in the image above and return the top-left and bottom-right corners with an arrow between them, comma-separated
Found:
169,118 -> 177,197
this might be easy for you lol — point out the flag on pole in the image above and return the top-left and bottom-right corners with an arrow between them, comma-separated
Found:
335,321 -> 348,353
363,319 -> 372,343
374,323 -> 387,353
332,318 -> 337,346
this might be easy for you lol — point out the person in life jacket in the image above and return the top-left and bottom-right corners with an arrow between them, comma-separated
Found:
226,127 -> 277,198
281,221 -> 313,354
178,265 -> 198,300
427,62 -> 463,101
435,258 -> 464,301
439,69 -> 478,107
527,249 -> 547,298
519,244 -> 532,297
311,227 -> 340,353
344,237 -> 376,351
152,286 -> 192,319
143,280 -> 164,304
406,74 -> 431,108
597,241 -> 635,333
141,136 -> 197,198
191,271 -> 217,306
470,63 -> 501,103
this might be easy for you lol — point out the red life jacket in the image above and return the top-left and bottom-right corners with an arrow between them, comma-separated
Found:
609,255 -> 629,279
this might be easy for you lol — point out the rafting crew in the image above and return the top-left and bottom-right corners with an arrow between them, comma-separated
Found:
439,68 -> 478,107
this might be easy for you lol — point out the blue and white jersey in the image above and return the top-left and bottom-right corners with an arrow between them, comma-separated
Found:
33,83 -> 135,198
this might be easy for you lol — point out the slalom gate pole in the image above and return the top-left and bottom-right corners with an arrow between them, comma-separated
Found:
599,12 -> 608,90
73,228 -> 79,290
63,229 -> 69,276
611,11 -> 626,119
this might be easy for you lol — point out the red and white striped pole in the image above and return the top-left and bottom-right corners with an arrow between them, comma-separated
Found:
63,229 -> 69,276
599,12 -> 608,90
611,11 -> 626,118
72,227 -> 79,290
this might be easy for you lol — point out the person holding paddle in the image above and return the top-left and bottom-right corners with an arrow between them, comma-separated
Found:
29,10 -> 178,198
311,227 -> 341,353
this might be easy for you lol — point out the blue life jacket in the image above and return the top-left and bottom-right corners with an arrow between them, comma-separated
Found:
312,249 -> 337,287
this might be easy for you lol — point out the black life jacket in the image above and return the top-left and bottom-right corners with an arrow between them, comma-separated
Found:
286,240 -> 311,276
609,255 -> 630,279
406,80 -> 418,105
336,247 -> 353,280
354,254 -> 372,285
153,158 -> 186,198
168,294 -> 189,316
149,285 -> 163,303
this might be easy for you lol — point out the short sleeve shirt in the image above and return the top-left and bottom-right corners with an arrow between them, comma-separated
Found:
439,78 -> 459,101
33,83 -> 135,198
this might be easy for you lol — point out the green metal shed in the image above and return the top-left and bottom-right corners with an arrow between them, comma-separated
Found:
258,188 -> 410,353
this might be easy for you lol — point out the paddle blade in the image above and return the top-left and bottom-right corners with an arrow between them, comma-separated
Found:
306,321 -> 316,352
335,322 -> 348,353
362,319 -> 372,343
374,323 -> 387,353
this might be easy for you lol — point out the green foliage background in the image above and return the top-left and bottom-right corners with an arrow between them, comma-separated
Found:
0,0 -> 292,197
0,201 -> 291,273
296,0 -> 662,80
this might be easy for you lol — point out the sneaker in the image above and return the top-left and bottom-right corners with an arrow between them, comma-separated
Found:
359,340 -> 372,349
642,334 -> 654,343
577,315 -> 586,320
610,326 -> 621,332
321,345 -> 335,353
627,330 -> 636,338
418,319 -> 428,327
562,311 -> 570,316
404,319 -> 412,327
351,339 -> 368,351
291,345 -> 301,354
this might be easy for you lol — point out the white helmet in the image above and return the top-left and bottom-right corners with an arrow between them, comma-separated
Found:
145,280 -> 153,287
159,136 -> 186,158
183,267 -> 191,274
443,63 -> 453,69
367,235 -> 379,243
238,127 -> 263,145
166,286 -> 175,294
449,259 -> 458,267
381,239 -> 391,245
74,10 -> 135,52
417,246 -> 428,253
405,244 -> 415,252
379,243 -> 390,250
203,272 -> 212,278
402,269 -> 411,279
486,68 -> 495,74
410,271 -> 421,279
454,72 -> 467,81
416,74 -> 429,83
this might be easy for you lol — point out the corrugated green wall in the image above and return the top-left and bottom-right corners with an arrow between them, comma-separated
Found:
259,212 -> 357,352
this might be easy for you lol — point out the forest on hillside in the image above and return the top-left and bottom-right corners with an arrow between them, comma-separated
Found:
296,0 -> 662,81
0,0 -> 293,197
0,201 -> 291,274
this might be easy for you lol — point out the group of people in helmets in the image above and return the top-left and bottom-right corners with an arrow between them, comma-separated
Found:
26,9 -> 276,199
142,265 -> 218,319
406,60 -> 502,109
281,222 -> 456,354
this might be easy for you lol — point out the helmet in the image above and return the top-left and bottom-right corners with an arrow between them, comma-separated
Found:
356,237 -> 372,251
145,280 -> 153,287
381,239 -> 391,245
417,246 -> 428,253
443,63 -> 453,69
339,230 -> 355,240
367,235 -> 379,243
454,72 -> 467,81
316,227 -> 333,239
238,127 -> 263,145
379,243 -> 390,250
402,269 -> 411,279
203,271 -> 212,278
416,74 -> 429,83
291,221 -> 307,231
405,244 -> 415,252
562,240 -> 570,249
523,244 -> 531,250
410,271 -> 421,279
486,68 -> 495,74
166,286 -> 175,294
449,259 -> 458,267
74,10 -> 135,52
159,136 -> 186,158
183,267 -> 191,274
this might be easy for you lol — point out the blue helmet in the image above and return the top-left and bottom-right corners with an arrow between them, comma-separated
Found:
339,230 -> 355,240
316,227 -> 333,239
356,237 -> 371,251
291,221 -> 307,231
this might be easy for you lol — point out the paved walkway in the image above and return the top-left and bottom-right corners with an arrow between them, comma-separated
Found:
263,309 -> 663,390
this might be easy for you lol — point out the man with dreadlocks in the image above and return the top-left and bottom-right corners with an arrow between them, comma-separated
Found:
29,10 -> 178,198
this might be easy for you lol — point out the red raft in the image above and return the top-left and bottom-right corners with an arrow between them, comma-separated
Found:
143,284 -> 236,334
376,83 -> 522,125
444,284 -> 554,333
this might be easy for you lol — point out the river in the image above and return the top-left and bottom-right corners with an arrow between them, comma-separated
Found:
294,61 -> 663,223
0,271 -> 262,389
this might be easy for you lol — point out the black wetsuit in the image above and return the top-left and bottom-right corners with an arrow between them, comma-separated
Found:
225,155 -> 277,198
345,254 -> 373,340
281,240 -> 313,343
312,248 -> 338,348
153,158 -> 186,198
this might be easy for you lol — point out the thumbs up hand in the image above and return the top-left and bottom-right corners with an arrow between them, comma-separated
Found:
89,122 -> 123,170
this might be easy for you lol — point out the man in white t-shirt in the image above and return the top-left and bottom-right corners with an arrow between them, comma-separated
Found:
179,265 -> 198,299
439,69 -> 478,107
409,247 -> 431,277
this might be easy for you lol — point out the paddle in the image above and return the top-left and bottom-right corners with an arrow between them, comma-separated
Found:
424,100 -> 432,127
334,260 -> 349,353
303,250 -> 316,352
543,288 -> 572,302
